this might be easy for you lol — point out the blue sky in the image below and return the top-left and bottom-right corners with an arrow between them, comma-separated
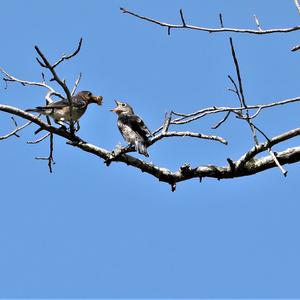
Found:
1,0 -> 300,298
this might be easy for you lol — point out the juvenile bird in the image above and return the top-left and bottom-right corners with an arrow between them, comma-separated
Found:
26,91 -> 103,126
111,100 -> 152,157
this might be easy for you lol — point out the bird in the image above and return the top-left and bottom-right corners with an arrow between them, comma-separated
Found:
111,100 -> 152,157
25,91 -> 103,127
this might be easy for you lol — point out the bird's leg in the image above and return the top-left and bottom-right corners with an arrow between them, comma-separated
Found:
54,120 -> 68,132
104,144 -> 129,166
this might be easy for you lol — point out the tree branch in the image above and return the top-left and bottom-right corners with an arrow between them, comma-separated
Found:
295,0 -> 300,14
0,117 -> 32,140
120,7 -> 300,35
34,45 -> 75,134
1,104 -> 300,191
52,38 -> 83,69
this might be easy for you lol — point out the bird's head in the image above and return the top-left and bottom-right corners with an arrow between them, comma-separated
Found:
78,91 -> 103,105
110,100 -> 134,115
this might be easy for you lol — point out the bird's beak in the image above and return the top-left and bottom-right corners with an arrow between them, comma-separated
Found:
110,100 -> 121,113
91,95 -> 103,105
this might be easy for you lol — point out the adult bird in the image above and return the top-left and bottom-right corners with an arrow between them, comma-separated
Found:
26,91 -> 103,127
111,100 -> 152,157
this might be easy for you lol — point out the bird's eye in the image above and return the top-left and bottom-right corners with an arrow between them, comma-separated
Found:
88,92 -> 92,97
121,103 -> 126,107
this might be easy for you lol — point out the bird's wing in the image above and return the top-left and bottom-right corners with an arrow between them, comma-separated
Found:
70,95 -> 87,108
38,99 -> 69,109
125,115 -> 152,139
35,96 -> 86,110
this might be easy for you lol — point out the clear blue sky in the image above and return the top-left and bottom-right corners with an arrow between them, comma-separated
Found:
1,0 -> 300,298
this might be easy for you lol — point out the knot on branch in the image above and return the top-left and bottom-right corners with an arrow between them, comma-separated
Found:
180,163 -> 192,175
104,144 -> 135,166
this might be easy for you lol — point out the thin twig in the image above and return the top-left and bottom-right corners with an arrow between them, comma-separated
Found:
52,38 -> 83,69
71,72 -> 82,96
179,9 -> 186,27
219,13 -> 224,28
173,96 -> 300,122
152,95 -> 300,134
228,37 -> 286,174
294,0 -> 300,14
268,149 -> 288,176
48,132 -> 55,173
236,127 -> 300,170
229,38 -> 246,107
162,112 -> 172,134
211,111 -> 231,129
0,118 -> 32,140
27,133 -> 51,144
227,75 -> 242,106
0,67 -> 57,94
253,14 -> 262,31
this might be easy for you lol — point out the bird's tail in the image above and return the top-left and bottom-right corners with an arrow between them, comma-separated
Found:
135,141 -> 149,157
25,108 -> 38,113
25,108 -> 45,113
26,107 -> 53,115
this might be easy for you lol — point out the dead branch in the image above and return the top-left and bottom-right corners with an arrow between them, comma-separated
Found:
253,14 -> 263,31
52,38 -> 83,69
27,133 -> 51,144
34,45 -> 75,134
1,103 -> 300,191
0,117 -> 32,140
1,14 -> 300,191
150,131 -> 228,145
228,37 -> 286,175
295,0 -> 300,14
120,7 -> 300,35
155,96 -> 300,132
0,67 -> 58,94
71,72 -> 82,96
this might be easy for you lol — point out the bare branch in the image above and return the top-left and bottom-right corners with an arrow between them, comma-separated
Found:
106,129 -> 228,165
170,96 -> 300,124
211,111 -> 231,129
27,133 -> 51,144
150,131 -> 228,145
35,133 -> 55,173
219,13 -> 224,28
291,44 -> 300,51
0,118 -> 32,140
1,103 -> 300,190
0,67 -> 57,93
179,9 -> 186,27
71,72 -> 82,96
295,0 -> 300,14
268,149 -> 287,176
236,128 -> 300,169
253,14 -> 262,31
162,112 -> 172,134
120,7 -> 300,35
228,37 -> 287,175
229,38 -> 246,107
150,95 -> 300,134
0,104 -> 77,141
52,38 -> 83,69
34,45 -> 75,134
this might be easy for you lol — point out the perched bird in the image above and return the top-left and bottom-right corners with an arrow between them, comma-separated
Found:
111,100 -> 152,157
26,91 -> 103,126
